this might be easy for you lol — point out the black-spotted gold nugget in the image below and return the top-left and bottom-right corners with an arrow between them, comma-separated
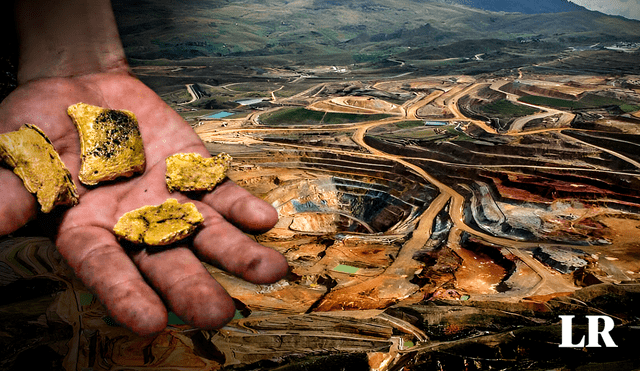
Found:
67,103 -> 146,185
113,198 -> 204,245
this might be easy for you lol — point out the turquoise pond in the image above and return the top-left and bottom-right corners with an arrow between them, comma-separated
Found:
203,111 -> 234,119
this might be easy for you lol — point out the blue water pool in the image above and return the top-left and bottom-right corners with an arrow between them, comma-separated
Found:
203,111 -> 234,119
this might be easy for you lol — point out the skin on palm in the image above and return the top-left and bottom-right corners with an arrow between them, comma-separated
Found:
0,0 -> 289,336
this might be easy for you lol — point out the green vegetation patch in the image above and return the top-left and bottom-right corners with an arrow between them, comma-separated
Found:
387,128 -> 445,140
395,120 -> 425,128
333,264 -> 360,274
518,95 -> 582,109
580,94 -> 640,112
621,104 -> 640,113
261,107 -> 391,126
518,94 -> 640,113
579,94 -> 626,107
353,53 -> 386,64
481,99 -> 539,117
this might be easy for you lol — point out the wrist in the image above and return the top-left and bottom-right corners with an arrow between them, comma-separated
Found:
14,0 -> 129,84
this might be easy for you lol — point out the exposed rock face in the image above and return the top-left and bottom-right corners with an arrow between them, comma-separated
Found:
533,246 -> 588,274
289,213 -> 341,233
470,182 -> 507,231
469,182 -> 537,241
266,176 -> 435,235
6,55 -> 640,371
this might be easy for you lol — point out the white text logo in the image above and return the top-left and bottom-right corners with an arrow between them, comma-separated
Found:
559,315 -> 618,348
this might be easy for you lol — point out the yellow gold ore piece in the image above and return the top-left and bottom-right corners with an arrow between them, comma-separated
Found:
165,152 -> 231,192
0,124 -> 79,213
67,102 -> 145,185
113,198 -> 204,245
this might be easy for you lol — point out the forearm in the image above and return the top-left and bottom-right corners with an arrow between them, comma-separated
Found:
14,0 -> 128,84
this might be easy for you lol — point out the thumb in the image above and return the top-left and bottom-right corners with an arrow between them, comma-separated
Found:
0,168 -> 38,235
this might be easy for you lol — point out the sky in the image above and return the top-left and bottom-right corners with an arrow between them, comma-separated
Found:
571,0 -> 640,20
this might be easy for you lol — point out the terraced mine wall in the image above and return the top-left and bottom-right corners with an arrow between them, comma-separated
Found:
563,129 -> 640,163
363,134 -> 640,220
571,114 -> 640,132
458,86 -> 507,113
232,148 -> 439,235
500,81 -> 582,100
457,87 -> 517,131
478,171 -> 640,206
363,133 -> 638,172
457,94 -> 492,123
468,181 -> 537,241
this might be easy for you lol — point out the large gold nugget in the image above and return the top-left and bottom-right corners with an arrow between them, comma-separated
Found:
165,152 -> 231,192
67,103 -> 145,185
0,124 -> 79,213
113,198 -> 204,245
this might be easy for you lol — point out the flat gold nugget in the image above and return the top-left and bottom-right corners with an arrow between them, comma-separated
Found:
165,152 -> 231,192
67,102 -> 145,185
113,198 -> 204,245
0,124 -> 78,213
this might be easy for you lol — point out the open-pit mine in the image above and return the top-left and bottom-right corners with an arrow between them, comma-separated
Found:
3,71 -> 640,370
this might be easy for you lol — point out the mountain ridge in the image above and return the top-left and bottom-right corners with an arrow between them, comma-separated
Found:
436,0 -> 587,14
112,0 -> 640,64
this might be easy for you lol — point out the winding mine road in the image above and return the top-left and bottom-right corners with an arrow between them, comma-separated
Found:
179,84 -> 200,105
351,117 -> 576,300
489,80 -> 576,133
198,78 -> 594,302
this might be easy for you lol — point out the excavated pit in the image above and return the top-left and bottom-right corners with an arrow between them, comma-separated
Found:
266,176 -> 430,235
230,149 -> 439,237
207,147 -> 444,315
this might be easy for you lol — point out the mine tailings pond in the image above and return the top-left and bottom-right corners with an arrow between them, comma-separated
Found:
424,121 -> 447,126
203,111 -> 235,119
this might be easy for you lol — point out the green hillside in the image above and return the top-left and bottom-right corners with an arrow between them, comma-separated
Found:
112,0 -> 640,67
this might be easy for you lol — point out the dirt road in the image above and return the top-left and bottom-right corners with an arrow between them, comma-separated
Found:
196,75 -> 639,302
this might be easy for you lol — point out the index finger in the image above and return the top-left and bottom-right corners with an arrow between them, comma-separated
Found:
201,179 -> 279,234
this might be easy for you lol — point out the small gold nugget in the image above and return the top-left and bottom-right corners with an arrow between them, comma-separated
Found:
165,152 -> 231,192
67,103 -> 145,185
0,124 -> 78,213
113,198 -> 204,245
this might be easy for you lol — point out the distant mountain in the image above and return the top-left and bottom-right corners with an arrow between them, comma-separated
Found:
112,0 -> 640,65
437,0 -> 587,14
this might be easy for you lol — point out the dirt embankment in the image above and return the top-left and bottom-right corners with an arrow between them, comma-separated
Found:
500,81 -> 583,100
457,86 -> 509,128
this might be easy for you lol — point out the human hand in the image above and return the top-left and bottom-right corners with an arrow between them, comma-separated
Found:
0,71 -> 288,336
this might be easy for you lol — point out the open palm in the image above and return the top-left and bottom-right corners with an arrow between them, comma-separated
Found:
0,71 -> 288,336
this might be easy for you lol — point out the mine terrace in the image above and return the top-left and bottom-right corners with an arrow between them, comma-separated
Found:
131,65 -> 640,367
4,0 -> 640,367
5,59 -> 640,369
187,70 -> 640,298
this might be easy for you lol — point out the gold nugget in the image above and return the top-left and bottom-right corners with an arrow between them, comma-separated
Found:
113,198 -> 204,245
67,102 -> 145,185
165,152 -> 231,192
0,124 -> 78,213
